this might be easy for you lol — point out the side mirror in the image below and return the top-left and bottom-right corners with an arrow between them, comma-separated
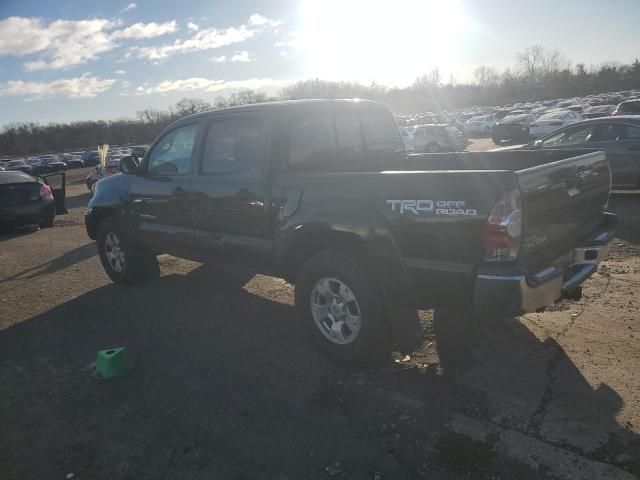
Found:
119,155 -> 140,174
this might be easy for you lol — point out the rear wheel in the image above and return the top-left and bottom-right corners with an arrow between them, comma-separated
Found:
295,250 -> 390,366
39,217 -> 54,228
97,217 -> 159,285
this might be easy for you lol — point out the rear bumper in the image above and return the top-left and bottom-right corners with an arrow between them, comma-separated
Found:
0,199 -> 56,227
473,213 -> 617,315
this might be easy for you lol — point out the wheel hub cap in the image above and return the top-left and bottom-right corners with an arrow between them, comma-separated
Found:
104,232 -> 125,273
310,277 -> 362,345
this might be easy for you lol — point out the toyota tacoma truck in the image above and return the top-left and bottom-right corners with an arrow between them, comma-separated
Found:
85,99 -> 616,365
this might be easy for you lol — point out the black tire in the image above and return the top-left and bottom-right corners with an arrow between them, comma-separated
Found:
426,142 -> 441,153
39,217 -> 54,228
295,250 -> 390,366
96,217 -> 159,285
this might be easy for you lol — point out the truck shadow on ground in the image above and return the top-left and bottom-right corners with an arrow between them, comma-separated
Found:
0,264 -> 637,479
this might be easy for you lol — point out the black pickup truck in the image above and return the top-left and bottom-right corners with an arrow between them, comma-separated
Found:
85,99 -> 616,364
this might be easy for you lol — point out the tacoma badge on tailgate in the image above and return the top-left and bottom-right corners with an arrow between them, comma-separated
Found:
387,200 -> 477,216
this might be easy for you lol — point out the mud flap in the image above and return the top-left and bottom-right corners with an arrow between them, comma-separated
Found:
38,172 -> 68,214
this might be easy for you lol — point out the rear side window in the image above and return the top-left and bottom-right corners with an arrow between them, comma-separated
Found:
360,107 -> 403,154
334,111 -> 364,157
288,112 -> 337,167
202,116 -> 265,174
621,124 -> 640,139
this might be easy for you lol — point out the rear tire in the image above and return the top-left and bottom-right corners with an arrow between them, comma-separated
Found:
96,217 -> 159,285
39,217 -> 54,228
295,250 -> 390,367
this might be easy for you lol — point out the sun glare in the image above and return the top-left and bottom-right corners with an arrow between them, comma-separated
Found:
296,0 -> 472,87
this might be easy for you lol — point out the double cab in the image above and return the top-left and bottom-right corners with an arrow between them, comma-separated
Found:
86,99 -> 616,365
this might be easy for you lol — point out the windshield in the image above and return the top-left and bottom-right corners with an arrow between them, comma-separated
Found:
538,112 -> 566,120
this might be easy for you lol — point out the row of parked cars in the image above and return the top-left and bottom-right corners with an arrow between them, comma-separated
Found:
395,91 -> 640,190
0,145 -> 150,176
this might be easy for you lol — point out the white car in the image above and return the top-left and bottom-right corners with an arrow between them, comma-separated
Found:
399,127 -> 415,152
464,115 -> 496,136
529,110 -> 581,139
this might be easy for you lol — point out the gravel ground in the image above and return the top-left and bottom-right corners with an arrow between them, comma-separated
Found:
0,153 -> 639,479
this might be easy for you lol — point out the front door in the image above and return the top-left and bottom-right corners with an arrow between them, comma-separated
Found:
188,113 -> 272,266
131,122 -> 200,255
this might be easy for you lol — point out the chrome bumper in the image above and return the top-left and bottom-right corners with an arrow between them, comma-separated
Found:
473,214 -> 616,315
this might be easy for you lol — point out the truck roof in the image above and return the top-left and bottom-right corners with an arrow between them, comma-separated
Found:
174,98 -> 383,125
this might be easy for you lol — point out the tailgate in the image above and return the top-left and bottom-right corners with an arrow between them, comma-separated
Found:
517,150 -> 610,266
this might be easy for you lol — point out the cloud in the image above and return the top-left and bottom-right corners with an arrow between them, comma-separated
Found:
132,25 -> 255,61
131,14 -> 282,62
0,16 -> 177,71
231,51 -> 252,62
0,74 -> 116,100
134,77 -> 284,95
248,14 -> 282,28
120,3 -> 137,13
111,21 -> 178,39
114,69 -> 126,74
210,55 -> 226,63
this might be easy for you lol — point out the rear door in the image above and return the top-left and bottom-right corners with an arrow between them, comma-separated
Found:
570,122 -> 640,189
38,172 -> 68,214
188,112 -> 271,264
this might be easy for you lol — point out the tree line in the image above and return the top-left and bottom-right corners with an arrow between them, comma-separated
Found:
1,45 -> 639,157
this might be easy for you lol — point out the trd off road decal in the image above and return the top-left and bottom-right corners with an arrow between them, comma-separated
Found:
386,200 -> 478,216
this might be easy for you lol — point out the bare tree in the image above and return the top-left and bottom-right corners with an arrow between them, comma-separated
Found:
473,65 -> 499,87
516,44 -> 546,83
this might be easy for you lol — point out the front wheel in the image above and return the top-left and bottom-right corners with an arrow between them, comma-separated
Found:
96,217 -> 159,285
295,250 -> 390,366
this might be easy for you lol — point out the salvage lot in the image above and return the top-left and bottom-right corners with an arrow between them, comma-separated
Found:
1,148 -> 639,479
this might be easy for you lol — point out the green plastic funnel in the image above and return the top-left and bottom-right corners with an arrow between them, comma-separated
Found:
93,347 -> 134,380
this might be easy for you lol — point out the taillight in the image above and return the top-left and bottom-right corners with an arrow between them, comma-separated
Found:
39,184 -> 53,200
484,188 -> 522,262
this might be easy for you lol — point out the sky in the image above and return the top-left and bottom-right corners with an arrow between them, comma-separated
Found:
0,0 -> 638,125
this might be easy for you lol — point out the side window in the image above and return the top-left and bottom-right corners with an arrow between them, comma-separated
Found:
542,125 -> 595,147
360,107 -> 404,154
202,116 -> 265,174
288,112 -> 337,167
334,111 -> 364,158
148,124 -> 198,176
620,124 -> 640,140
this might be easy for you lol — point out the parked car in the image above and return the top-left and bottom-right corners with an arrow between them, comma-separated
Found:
491,114 -> 536,144
464,115 -> 496,136
6,160 -> 33,174
130,145 -> 147,157
0,171 -> 67,230
583,105 -> 616,119
613,99 -> 640,116
86,99 -> 616,365
412,124 -> 466,152
529,110 -> 581,139
31,156 -> 67,174
65,155 -> 85,169
526,116 -> 640,189
83,150 -> 101,166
